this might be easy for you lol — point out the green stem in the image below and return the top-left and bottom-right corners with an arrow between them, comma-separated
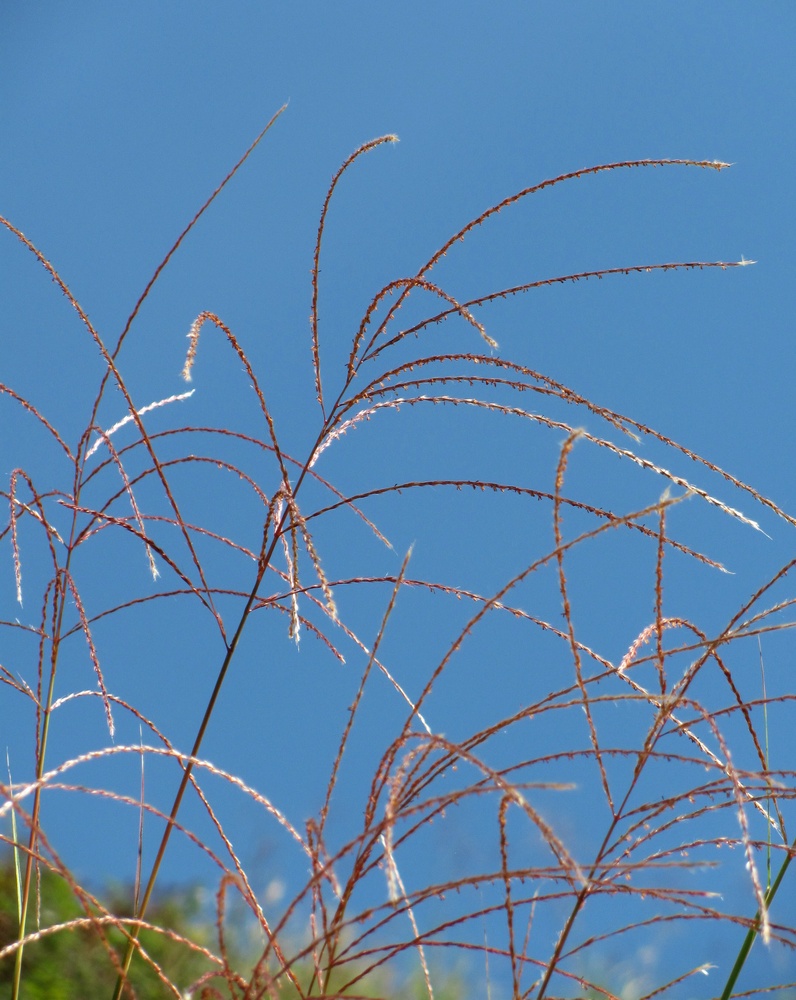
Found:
719,837 -> 794,1000
111,364 -> 358,997
12,570 -> 70,1000
110,528 -> 273,999
111,416 -> 333,997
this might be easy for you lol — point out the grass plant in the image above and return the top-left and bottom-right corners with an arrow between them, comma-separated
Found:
1,108 -> 794,998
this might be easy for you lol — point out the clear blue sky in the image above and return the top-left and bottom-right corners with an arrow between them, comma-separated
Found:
2,4 -> 795,995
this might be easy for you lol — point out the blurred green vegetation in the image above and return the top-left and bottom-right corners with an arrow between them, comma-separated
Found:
0,856 -> 466,999
0,856 -> 222,998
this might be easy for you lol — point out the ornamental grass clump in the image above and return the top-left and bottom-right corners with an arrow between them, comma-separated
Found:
2,106 -> 794,1000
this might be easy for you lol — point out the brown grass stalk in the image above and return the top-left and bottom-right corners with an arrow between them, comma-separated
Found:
2,113 -> 792,1000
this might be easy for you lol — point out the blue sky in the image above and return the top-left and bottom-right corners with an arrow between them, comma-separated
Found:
2,4 -> 796,996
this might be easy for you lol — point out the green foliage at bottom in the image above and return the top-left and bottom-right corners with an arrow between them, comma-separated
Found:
0,858 -> 220,999
0,857 -> 466,999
